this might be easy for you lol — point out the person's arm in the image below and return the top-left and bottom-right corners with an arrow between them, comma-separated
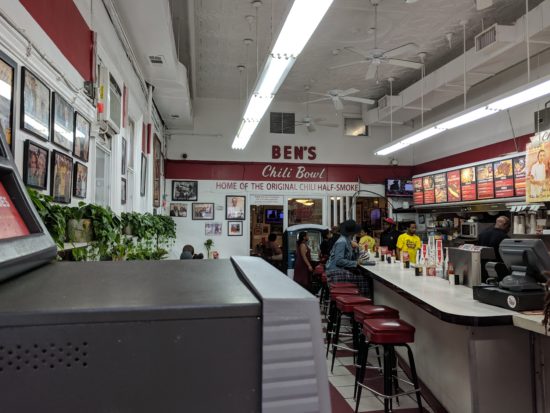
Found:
300,243 -> 313,272
396,235 -> 404,260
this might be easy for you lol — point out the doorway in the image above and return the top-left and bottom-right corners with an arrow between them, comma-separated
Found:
250,204 -> 284,254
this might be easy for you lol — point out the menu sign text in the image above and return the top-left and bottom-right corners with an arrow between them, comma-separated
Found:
447,170 -> 461,202
476,163 -> 494,199
493,159 -> 514,198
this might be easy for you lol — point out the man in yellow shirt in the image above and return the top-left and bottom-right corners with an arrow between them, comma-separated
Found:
358,226 -> 376,252
396,223 -> 422,263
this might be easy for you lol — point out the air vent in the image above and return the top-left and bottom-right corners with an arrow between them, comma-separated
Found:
148,55 -> 165,65
270,112 -> 295,134
475,24 -> 515,53
378,96 -> 388,110
0,341 -> 90,372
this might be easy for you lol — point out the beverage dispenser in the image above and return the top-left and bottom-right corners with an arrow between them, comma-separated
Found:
283,224 -> 328,278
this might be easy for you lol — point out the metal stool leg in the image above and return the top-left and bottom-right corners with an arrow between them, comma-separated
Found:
354,341 -> 370,413
330,309 -> 343,373
405,344 -> 423,411
325,300 -> 336,357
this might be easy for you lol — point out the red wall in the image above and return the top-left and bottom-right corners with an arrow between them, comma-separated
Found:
21,0 -> 93,81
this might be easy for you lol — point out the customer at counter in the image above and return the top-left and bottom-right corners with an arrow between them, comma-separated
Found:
477,216 -> 510,262
396,223 -> 422,263
325,219 -> 370,295
379,218 -> 400,252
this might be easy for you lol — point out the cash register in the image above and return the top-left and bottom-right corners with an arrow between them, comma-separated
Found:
473,239 -> 549,311
0,131 -> 329,412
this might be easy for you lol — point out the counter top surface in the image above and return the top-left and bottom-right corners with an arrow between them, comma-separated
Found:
512,313 -> 548,336
361,261 -> 518,325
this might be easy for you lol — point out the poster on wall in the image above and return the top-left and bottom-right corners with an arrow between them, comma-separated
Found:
51,93 -> 74,151
0,53 -> 16,155
493,159 -> 514,198
21,68 -> 50,141
513,156 -> 526,197
476,163 -> 494,200
423,176 -> 435,204
434,173 -> 447,203
446,170 -> 461,202
413,178 -> 423,205
460,167 -> 476,201
526,141 -> 550,202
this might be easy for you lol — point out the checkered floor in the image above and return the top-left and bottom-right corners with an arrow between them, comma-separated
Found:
322,313 -> 435,413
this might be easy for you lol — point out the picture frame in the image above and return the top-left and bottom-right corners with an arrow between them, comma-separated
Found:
153,135 -> 161,207
205,222 -> 222,236
0,51 -> 16,155
170,202 -> 188,217
253,224 -> 262,236
73,112 -> 90,162
228,221 -> 243,236
23,140 -> 49,190
262,224 -> 270,235
192,202 -> 214,220
172,180 -> 198,201
121,177 -> 127,204
50,150 -> 73,204
225,195 -> 246,220
73,161 -> 88,199
121,136 -> 127,175
21,67 -> 51,141
140,153 -> 147,196
51,92 -> 74,151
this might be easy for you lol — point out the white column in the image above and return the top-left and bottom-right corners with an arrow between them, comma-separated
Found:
339,197 -> 345,224
332,197 -> 338,228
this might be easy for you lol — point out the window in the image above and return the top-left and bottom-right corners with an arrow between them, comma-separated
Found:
270,112 -> 295,134
287,198 -> 323,226
344,117 -> 368,136
95,143 -> 111,206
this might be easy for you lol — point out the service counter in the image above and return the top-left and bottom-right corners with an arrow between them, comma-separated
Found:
360,261 -> 547,413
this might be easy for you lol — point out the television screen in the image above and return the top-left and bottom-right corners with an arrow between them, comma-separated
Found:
385,179 -> 413,197
265,209 -> 283,223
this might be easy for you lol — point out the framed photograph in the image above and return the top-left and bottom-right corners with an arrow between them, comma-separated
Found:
253,224 -> 262,236
23,140 -> 48,189
228,221 -> 243,236
170,202 -> 188,217
50,150 -> 73,203
262,224 -> 270,235
0,52 -> 16,155
73,112 -> 90,161
205,222 -> 223,236
51,92 -> 74,151
121,136 -> 127,174
192,202 -> 214,220
225,195 -> 246,220
172,180 -> 198,201
21,67 -> 50,141
153,135 -> 161,207
121,177 -> 127,204
140,153 -> 147,196
73,162 -> 88,199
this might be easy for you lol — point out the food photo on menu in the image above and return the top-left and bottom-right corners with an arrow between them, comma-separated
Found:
434,173 -> 447,203
460,166 -> 476,201
413,177 -> 423,205
493,159 -> 514,198
513,156 -> 526,197
476,163 -> 494,199
447,170 -> 461,202
423,175 -> 435,204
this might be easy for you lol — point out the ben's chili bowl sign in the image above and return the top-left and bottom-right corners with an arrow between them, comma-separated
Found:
261,164 -> 326,180
213,180 -> 359,195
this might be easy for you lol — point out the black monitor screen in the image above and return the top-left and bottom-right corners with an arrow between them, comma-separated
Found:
386,179 -> 413,197
265,209 -> 283,223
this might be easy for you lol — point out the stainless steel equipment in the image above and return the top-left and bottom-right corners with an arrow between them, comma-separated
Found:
448,247 -> 496,287
460,222 -> 493,239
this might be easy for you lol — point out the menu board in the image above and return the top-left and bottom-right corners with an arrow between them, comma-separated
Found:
413,177 -> 423,205
0,182 -> 30,239
461,167 -> 476,201
476,163 -> 494,199
434,173 -> 447,203
493,159 -> 514,198
513,156 -> 526,197
447,170 -> 461,202
423,175 -> 435,204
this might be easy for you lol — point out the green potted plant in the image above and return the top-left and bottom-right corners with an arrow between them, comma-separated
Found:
65,202 -> 94,243
27,188 -> 66,249
204,238 -> 214,259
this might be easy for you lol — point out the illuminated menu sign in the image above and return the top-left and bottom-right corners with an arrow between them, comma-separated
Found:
413,178 -> 423,205
493,159 -> 514,198
0,182 -> 30,239
447,170 -> 461,202
461,167 -> 476,201
423,175 -> 435,204
513,157 -> 526,197
434,173 -> 447,203
476,163 -> 494,199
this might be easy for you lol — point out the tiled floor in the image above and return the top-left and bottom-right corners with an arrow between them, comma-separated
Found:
323,315 -> 435,413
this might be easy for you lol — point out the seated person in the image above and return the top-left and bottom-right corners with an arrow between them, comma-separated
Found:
180,244 -> 195,260
319,229 -> 332,263
358,226 -> 376,252
265,233 -> 282,261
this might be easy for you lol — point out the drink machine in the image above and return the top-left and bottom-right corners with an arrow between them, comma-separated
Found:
283,224 -> 328,277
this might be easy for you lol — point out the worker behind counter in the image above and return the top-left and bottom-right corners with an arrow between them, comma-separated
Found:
379,218 -> 400,253
396,223 -> 422,263
477,216 -> 511,262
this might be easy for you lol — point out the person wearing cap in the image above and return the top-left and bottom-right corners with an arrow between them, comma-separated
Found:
325,219 -> 370,296
380,217 -> 400,252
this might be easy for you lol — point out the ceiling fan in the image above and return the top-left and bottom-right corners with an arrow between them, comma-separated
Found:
329,0 -> 423,80
295,116 -> 340,132
304,88 -> 375,111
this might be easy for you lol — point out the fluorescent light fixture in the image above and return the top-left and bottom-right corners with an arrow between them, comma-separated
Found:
374,73 -> 550,156
232,0 -> 333,150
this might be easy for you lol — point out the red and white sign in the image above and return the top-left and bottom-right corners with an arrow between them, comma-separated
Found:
272,145 -> 317,161
0,182 -> 30,240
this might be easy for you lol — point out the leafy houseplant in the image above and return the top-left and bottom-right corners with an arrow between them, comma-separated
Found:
204,238 -> 214,259
66,201 -> 94,243
27,188 -> 66,249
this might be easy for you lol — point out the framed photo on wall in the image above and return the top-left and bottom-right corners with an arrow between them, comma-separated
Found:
140,153 -> 147,196
205,222 -> 222,236
121,177 -> 127,204
170,203 -> 187,217
153,135 -> 161,207
172,180 -> 198,201
121,136 -> 127,174
228,221 -> 243,236
0,52 -> 16,155
50,150 -> 73,203
225,195 -> 246,220
21,67 -> 51,141
51,92 -> 74,151
73,112 -> 90,161
192,203 -> 214,220
73,162 -> 88,199
23,140 -> 48,190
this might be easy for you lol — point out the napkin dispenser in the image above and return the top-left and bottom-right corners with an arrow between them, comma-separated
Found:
448,247 -> 496,287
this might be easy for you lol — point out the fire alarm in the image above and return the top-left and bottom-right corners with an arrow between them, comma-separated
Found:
97,102 -> 104,114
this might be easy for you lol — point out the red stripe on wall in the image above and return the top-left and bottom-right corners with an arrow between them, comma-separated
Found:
165,160 -> 413,183
21,0 -> 93,81
412,134 -> 532,175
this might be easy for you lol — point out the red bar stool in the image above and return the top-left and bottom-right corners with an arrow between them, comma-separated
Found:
329,282 -> 357,289
355,318 -> 422,413
325,288 -> 361,357
353,305 -> 399,398
330,295 -> 372,372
